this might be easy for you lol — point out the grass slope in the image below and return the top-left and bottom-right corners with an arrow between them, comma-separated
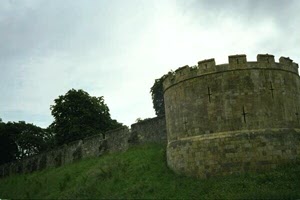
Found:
0,144 -> 299,199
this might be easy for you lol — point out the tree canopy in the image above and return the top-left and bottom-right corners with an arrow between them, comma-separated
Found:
0,89 -> 122,164
150,74 -> 168,117
10,121 -> 54,159
0,120 -> 52,164
0,121 -> 18,164
50,89 -> 122,145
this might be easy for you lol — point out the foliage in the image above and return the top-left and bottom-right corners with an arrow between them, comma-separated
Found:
50,89 -> 122,145
150,74 -> 168,116
1,144 -> 300,199
0,120 -> 52,163
0,121 -> 18,165
14,122 -> 54,158
0,121 -> 54,161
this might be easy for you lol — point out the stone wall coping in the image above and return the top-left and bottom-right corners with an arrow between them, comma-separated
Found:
131,116 -> 165,127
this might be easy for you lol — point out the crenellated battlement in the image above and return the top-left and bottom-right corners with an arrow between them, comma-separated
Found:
257,54 -> 275,63
163,54 -> 299,91
228,54 -> 247,67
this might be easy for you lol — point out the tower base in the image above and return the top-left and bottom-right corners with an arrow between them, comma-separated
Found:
167,129 -> 300,179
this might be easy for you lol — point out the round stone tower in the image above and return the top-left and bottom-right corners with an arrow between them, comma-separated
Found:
163,54 -> 300,178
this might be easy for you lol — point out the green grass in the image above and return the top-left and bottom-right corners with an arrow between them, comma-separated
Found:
0,143 -> 299,199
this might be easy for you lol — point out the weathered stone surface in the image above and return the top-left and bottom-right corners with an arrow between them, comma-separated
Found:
163,54 -> 300,178
131,116 -> 167,145
167,129 -> 300,178
106,127 -> 130,153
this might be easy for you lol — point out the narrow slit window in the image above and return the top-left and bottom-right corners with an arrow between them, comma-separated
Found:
207,87 -> 212,103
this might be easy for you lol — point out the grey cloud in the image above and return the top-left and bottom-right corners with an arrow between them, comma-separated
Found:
0,0 -> 157,127
1,0 -> 299,127
177,0 -> 299,27
0,0 -> 98,61
0,0 -> 156,76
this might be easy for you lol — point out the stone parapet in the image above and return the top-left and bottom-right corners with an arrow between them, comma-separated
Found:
163,54 -> 299,91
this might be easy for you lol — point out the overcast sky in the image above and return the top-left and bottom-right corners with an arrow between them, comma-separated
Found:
0,0 -> 299,128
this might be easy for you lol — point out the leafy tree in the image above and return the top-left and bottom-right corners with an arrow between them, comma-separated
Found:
0,120 -> 18,164
50,89 -> 122,145
2,121 -> 54,159
12,122 -> 54,158
150,74 -> 168,116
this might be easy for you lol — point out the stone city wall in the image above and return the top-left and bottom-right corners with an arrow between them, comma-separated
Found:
106,126 -> 131,153
0,116 -> 166,178
131,116 -> 167,144
0,133 -> 106,178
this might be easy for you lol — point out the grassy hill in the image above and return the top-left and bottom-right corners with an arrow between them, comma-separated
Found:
0,143 -> 299,199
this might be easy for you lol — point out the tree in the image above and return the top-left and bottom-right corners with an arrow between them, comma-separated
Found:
0,121 -> 18,164
50,89 -> 122,145
2,121 -> 54,160
11,121 -> 54,159
150,74 -> 168,116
